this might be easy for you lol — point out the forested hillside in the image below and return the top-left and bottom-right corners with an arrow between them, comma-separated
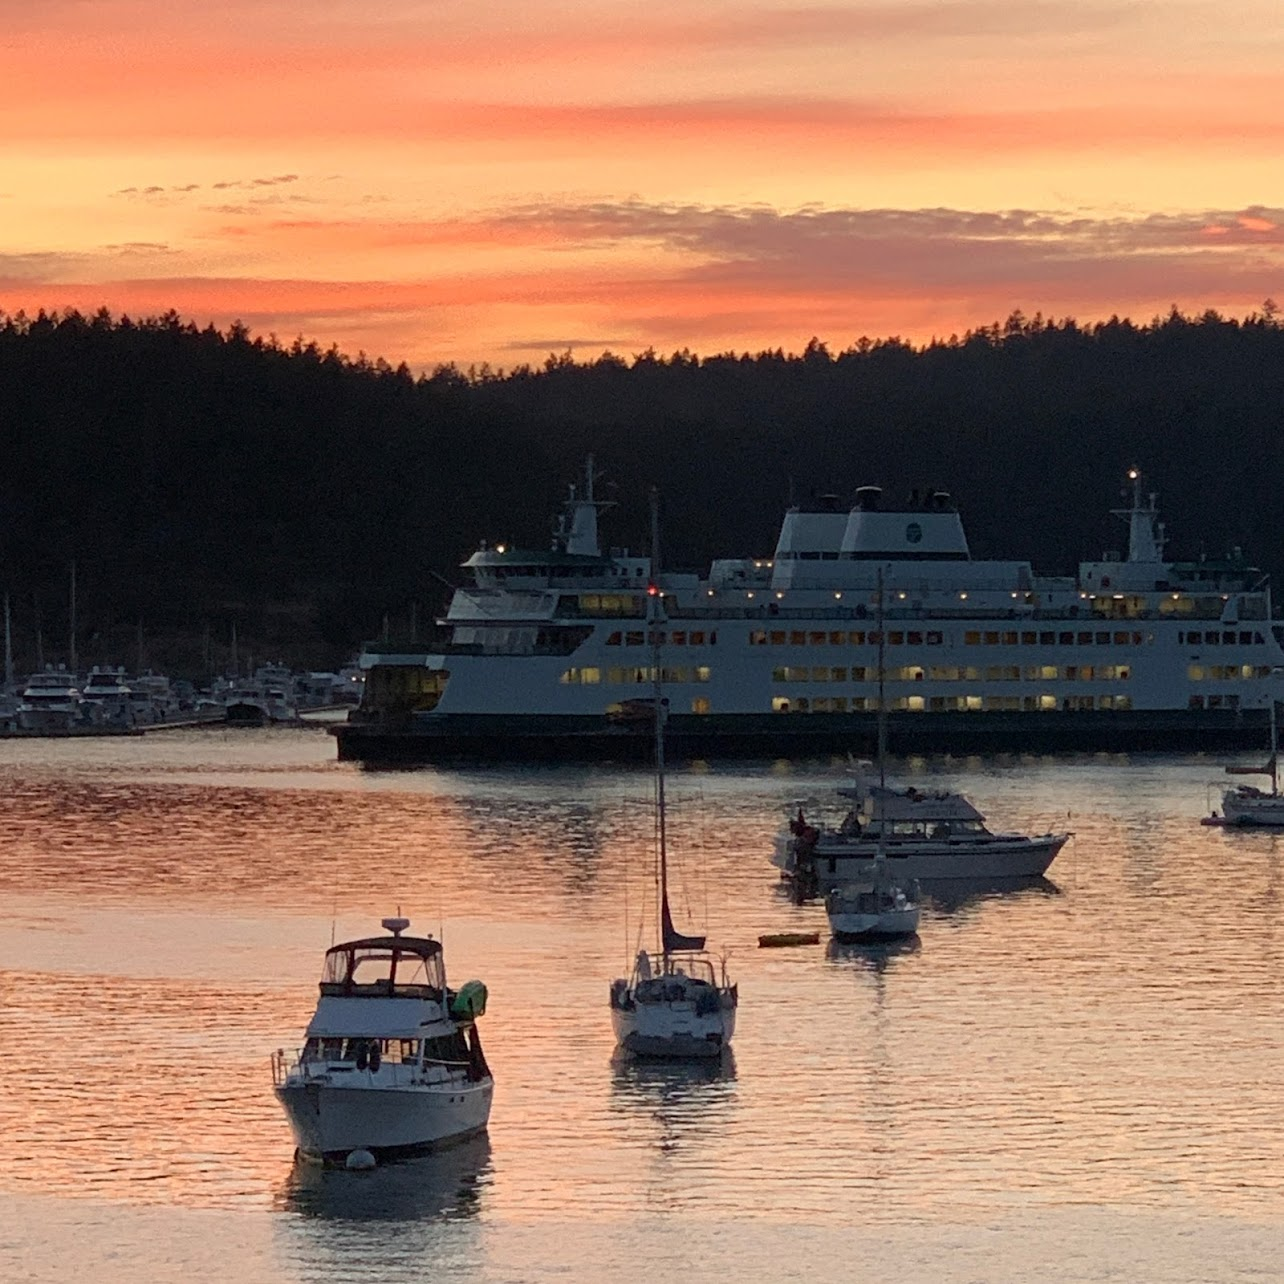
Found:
2,305 -> 1282,677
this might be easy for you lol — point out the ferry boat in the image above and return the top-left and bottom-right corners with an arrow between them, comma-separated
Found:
333,463 -> 1284,762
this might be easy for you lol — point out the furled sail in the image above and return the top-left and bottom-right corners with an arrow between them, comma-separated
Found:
662,893 -> 706,953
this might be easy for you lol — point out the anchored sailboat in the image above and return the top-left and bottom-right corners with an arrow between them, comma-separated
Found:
609,494 -> 737,1058
1212,700 -> 1284,826
825,568 -> 921,941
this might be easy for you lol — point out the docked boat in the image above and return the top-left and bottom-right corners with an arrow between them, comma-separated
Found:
16,668 -> 84,733
609,504 -> 738,1060
272,915 -> 493,1166
334,463 -> 1284,763
1210,702 -> 1284,826
775,767 -> 1069,890
223,665 -> 298,725
81,665 -> 134,728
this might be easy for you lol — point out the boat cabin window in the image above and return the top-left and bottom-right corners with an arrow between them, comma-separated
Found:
304,1036 -> 424,1063
667,957 -> 716,985
320,943 -> 444,996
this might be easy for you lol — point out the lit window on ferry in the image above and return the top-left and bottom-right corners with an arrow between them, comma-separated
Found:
829,631 -> 845,645
964,631 -> 981,646
770,631 -> 786,645
907,695 -> 925,711
691,697 -> 711,714
851,631 -> 867,646
810,666 -> 829,681
671,632 -> 686,646
808,632 -> 826,645
692,632 -> 707,646
772,697 -> 791,712
791,631 -> 807,645
694,666 -> 711,683
1039,694 -> 1057,710
749,630 -> 768,646
1188,665 -> 1205,680
965,695 -> 982,711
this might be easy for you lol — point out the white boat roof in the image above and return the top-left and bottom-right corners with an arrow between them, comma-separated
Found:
847,785 -> 985,822
306,995 -> 451,1039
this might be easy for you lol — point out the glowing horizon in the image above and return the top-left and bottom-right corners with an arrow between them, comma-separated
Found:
3,0 -> 1283,371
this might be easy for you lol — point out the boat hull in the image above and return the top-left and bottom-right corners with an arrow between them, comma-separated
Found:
611,1004 -> 736,1059
827,906 -> 920,941
275,1078 -> 493,1163
333,707 -> 1275,763
1221,796 -> 1284,826
780,833 -> 1067,887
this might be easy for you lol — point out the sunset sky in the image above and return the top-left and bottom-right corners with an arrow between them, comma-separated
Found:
3,0 -> 1283,371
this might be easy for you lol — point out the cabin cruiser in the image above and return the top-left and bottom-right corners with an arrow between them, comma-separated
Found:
775,764 -> 1068,892
16,668 -> 84,732
81,666 -> 134,727
272,916 -> 492,1166
223,665 -> 298,725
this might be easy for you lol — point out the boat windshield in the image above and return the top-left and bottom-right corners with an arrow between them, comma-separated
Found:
320,941 -> 445,996
664,955 -> 717,985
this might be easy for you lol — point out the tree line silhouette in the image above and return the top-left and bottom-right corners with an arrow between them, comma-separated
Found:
1,303 -> 1281,677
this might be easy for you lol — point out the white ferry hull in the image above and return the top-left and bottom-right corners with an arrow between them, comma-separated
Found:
275,1078 -> 493,1163
611,1004 -> 736,1059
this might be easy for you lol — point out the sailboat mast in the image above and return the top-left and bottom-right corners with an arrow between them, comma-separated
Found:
1272,699 -> 1279,797
877,566 -> 887,791
649,488 -> 669,964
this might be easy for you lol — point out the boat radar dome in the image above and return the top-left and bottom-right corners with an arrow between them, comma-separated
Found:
381,916 -> 411,935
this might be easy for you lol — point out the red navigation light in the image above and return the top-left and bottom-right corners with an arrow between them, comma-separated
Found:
647,584 -> 659,596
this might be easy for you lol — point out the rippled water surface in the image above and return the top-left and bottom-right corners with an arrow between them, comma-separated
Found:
3,727 -> 1284,1282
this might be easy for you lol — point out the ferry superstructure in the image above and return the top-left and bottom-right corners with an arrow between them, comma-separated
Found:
333,464 -> 1284,762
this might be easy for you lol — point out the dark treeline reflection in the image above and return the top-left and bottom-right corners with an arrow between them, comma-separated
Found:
3,304 -> 1282,675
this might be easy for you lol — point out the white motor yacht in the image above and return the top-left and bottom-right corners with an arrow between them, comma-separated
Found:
82,666 -> 134,728
775,768 -> 1068,892
16,668 -> 84,733
272,916 -> 493,1166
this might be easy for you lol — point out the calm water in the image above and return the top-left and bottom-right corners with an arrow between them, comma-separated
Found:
2,727 -> 1284,1282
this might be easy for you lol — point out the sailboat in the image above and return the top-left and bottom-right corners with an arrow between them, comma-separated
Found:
824,567 -> 921,941
1211,701 -> 1284,827
609,496 -> 738,1059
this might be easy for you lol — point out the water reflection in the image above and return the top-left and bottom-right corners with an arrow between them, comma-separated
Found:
825,934 -> 922,970
921,874 -> 1061,915
275,1134 -> 493,1222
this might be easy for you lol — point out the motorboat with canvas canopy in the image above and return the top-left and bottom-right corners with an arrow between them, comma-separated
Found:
272,915 -> 492,1165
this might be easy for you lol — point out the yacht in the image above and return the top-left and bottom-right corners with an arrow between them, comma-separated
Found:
16,668 -> 84,733
334,463 -> 1284,763
81,666 -> 134,728
609,504 -> 738,1059
775,765 -> 1069,890
272,915 -> 493,1166
223,665 -> 298,725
